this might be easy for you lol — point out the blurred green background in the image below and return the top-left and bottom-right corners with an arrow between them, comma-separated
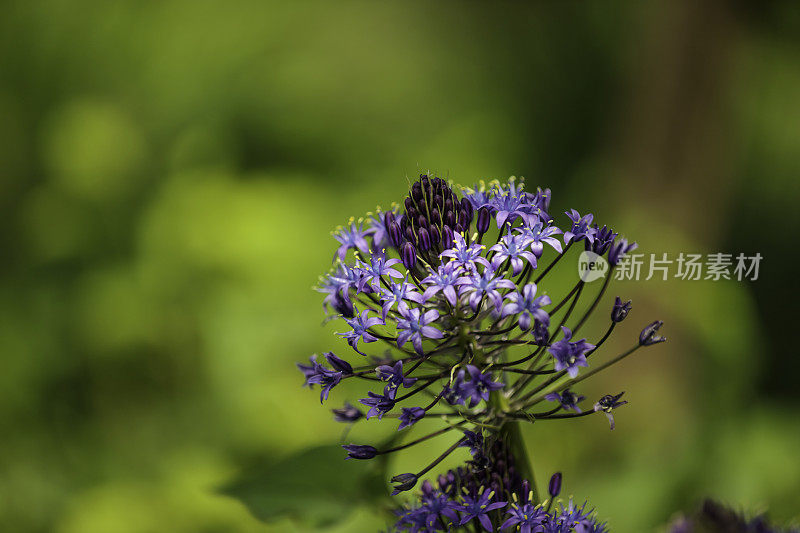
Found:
1,1 -> 799,531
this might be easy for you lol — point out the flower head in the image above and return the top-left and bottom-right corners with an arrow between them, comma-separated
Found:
297,174 -> 662,517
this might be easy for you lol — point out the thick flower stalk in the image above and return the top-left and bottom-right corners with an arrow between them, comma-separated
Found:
298,174 -> 666,532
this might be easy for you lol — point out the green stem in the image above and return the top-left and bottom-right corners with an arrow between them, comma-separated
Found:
501,418 -> 540,505
489,389 -> 540,505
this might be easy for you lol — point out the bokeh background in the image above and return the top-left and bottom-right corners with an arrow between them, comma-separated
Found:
1,1 -> 799,531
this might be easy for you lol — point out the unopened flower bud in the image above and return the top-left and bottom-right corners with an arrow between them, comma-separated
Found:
441,225 -> 454,249
548,472 -> 562,498
388,222 -> 403,247
418,228 -> 431,251
332,402 -> 363,423
476,206 -> 491,234
391,472 -> 418,494
401,242 -> 417,270
324,352 -> 353,374
611,297 -> 632,323
639,320 -> 666,346
342,444 -> 378,459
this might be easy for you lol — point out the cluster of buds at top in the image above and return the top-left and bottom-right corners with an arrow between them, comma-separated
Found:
299,174 -> 666,532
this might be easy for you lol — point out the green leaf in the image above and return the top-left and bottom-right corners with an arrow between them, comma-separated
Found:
221,444 -> 391,527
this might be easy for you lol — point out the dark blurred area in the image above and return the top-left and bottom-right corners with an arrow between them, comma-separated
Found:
1,1 -> 798,531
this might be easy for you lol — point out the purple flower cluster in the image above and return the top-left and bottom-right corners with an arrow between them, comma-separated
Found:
297,174 -> 666,529
395,461 -> 608,533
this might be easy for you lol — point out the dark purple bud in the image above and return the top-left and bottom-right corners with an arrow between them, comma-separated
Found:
342,444 -> 378,460
401,242 -> 417,270
407,206 -> 419,220
420,175 -> 430,188
460,198 -> 474,224
417,215 -> 428,229
521,479 -> 531,504
430,208 -> 440,223
404,197 -> 415,212
445,210 -> 457,228
441,225 -> 454,249
611,297 -> 632,323
324,352 -> 353,374
332,290 -> 354,318
444,198 -> 453,212
332,402 -> 363,423
429,226 -> 440,245
403,226 -> 416,245
453,223 -> 463,234
411,182 -> 423,201
476,206 -> 491,234
457,209 -> 468,228
418,227 -> 431,251
548,472 -> 562,498
384,211 -> 396,228
388,222 -> 403,247
434,194 -> 443,209
639,320 -> 666,346
391,472 -> 418,494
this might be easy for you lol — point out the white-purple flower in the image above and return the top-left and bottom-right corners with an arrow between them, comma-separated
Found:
440,234 -> 489,273
459,491 -> 507,531
396,307 -> 444,355
359,386 -> 397,419
356,251 -> 403,292
544,388 -> 585,413
517,220 -> 563,257
455,266 -> 516,312
457,365 -> 504,408
376,360 -> 417,389
421,262 -> 461,306
378,277 -> 424,320
547,326 -> 594,378
489,233 -> 537,275
367,209 -> 396,250
564,209 -> 595,245
337,307 -> 383,356
501,283 -> 551,330
333,220 -> 372,261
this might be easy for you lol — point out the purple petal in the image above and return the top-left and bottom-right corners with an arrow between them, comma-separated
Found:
443,286 -> 457,306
